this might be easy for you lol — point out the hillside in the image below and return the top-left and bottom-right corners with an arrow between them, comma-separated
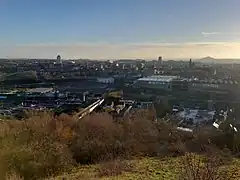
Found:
0,111 -> 240,180
47,157 -> 240,180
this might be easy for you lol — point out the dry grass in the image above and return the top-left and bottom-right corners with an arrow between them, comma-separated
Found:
97,159 -> 134,177
179,153 -> 240,180
47,157 -> 240,180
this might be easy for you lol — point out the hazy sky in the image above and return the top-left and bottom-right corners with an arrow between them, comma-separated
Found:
1,0 -> 240,59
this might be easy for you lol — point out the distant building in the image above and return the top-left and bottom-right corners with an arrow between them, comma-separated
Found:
188,79 -> 240,100
97,77 -> 114,84
213,69 -> 217,76
177,109 -> 215,124
172,79 -> 189,91
189,59 -> 192,68
158,56 -> 162,68
56,55 -> 62,64
26,88 -> 54,94
158,56 -> 162,62
136,75 -> 178,90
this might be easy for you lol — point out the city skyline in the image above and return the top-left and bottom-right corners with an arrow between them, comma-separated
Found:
1,0 -> 240,59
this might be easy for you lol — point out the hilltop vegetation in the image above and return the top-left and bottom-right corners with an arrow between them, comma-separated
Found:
0,110 -> 239,180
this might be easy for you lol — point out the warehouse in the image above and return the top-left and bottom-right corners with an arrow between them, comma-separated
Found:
26,88 -> 54,94
136,75 -> 179,90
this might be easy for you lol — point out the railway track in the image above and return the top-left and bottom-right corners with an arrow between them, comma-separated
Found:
76,98 -> 104,120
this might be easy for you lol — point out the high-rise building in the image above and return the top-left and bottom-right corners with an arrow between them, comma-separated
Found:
57,55 -> 61,64
189,59 -> 192,68
157,56 -> 162,69
158,56 -> 162,64
56,55 -> 63,71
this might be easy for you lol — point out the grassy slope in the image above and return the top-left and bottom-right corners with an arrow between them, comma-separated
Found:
47,157 -> 240,180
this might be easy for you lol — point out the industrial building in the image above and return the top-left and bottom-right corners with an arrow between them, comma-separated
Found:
136,75 -> 240,95
136,75 -> 181,91
188,78 -> 240,101
189,79 -> 239,92
26,88 -> 54,94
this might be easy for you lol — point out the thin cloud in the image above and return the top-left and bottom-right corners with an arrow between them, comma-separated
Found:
202,32 -> 221,36
202,32 -> 240,36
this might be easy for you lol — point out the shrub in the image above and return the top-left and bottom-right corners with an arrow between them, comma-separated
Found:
167,141 -> 188,157
0,113 -> 75,180
69,111 -> 166,164
0,109 -> 239,179
179,153 -> 239,180
69,113 -> 124,164
5,172 -> 23,180
97,159 -> 133,177
120,114 -> 160,156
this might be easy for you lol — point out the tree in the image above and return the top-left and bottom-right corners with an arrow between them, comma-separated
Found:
154,99 -> 172,118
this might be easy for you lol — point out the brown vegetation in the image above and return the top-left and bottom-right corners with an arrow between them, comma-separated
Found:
180,153 -> 238,180
97,159 -> 134,177
0,110 -> 239,179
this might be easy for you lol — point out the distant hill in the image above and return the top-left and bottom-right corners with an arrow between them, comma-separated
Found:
197,56 -> 240,64
197,56 -> 218,64
218,58 -> 240,64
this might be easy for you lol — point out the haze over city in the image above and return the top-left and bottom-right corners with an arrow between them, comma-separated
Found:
1,0 -> 240,59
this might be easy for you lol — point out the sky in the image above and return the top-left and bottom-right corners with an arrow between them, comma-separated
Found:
0,0 -> 240,60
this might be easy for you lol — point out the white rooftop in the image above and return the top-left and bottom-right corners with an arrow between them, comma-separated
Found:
26,88 -> 53,94
138,75 -> 178,82
178,109 -> 216,123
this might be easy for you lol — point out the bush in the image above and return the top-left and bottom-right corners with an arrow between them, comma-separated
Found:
69,113 -> 124,164
97,159 -> 133,177
5,172 -> 23,180
0,109 -> 239,179
69,111 -> 168,164
120,114 -> 160,156
0,113 -> 75,180
179,153 -> 239,180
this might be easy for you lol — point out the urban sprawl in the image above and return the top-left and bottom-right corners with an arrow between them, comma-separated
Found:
0,55 -> 239,132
